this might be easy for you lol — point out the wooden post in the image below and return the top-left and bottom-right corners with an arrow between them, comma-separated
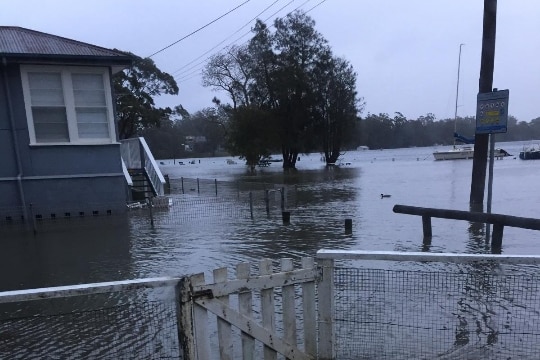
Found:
318,258 -> 335,360
178,277 -> 196,359
282,211 -> 290,224
237,263 -> 255,360
260,259 -> 277,360
422,215 -> 432,238
470,0 -> 498,206
214,267 -> 232,360
491,223 -> 504,248
345,219 -> 353,233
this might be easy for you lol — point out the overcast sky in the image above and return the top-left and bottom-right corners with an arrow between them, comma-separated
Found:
2,0 -> 539,121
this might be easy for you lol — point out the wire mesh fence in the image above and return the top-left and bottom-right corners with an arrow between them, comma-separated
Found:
332,259 -> 540,359
0,279 -> 182,359
0,178 -> 297,233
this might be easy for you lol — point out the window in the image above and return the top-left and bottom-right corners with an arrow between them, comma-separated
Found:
21,66 -> 116,145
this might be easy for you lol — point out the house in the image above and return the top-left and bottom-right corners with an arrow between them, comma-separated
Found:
0,26 -> 133,222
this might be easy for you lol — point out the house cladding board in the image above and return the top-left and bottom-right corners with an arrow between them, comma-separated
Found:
0,26 -> 132,216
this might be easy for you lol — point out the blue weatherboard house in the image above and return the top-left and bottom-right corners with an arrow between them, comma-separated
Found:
0,27 -> 161,222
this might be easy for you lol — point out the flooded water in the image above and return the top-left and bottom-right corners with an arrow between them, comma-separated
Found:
1,140 -> 540,290
2,140 -> 540,358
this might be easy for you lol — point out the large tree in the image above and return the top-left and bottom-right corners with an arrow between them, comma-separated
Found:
113,51 -> 179,139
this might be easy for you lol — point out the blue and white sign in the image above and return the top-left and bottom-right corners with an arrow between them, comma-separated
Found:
476,89 -> 509,134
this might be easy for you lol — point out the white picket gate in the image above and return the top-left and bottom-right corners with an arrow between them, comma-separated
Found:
178,257 -> 332,360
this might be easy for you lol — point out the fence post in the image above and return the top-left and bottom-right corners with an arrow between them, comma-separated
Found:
265,190 -> 270,215
280,187 -> 285,211
249,192 -> 253,220
422,215 -> 432,238
492,223 -> 504,249
178,277 -> 196,359
215,179 -> 218,197
318,258 -> 335,360
197,178 -> 200,195
181,177 -> 185,194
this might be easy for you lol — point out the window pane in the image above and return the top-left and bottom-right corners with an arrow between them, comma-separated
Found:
72,74 -> 106,106
76,108 -> 110,138
28,73 -> 64,106
32,107 -> 69,142
73,90 -> 106,106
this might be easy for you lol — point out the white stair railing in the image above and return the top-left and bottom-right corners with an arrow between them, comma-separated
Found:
120,137 -> 165,196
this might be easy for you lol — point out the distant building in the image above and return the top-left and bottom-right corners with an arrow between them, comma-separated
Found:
0,27 -> 133,221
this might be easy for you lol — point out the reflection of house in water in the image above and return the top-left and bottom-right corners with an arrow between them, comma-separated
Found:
0,26 -> 148,222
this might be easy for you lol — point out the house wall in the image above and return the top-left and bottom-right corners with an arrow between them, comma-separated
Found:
0,62 -> 127,218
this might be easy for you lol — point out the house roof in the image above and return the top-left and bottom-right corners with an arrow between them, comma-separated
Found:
0,26 -> 131,66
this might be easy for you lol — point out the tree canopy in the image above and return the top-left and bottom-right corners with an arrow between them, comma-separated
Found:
113,51 -> 179,139
202,11 -> 362,169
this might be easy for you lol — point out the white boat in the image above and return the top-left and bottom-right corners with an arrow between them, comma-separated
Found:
433,145 -> 474,160
434,146 -> 510,161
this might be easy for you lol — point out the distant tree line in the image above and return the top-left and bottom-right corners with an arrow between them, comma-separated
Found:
358,112 -> 540,150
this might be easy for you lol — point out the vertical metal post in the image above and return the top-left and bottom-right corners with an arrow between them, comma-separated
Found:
264,190 -> 270,215
197,178 -> 200,195
249,191 -> 253,220
422,215 -> 432,238
214,179 -> 218,197
280,187 -> 285,211
148,197 -> 154,227
181,177 -> 185,194
237,181 -> 240,199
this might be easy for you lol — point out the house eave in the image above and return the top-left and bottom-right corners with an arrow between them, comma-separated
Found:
1,53 -> 132,72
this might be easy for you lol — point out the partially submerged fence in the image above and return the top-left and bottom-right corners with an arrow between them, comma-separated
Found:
3,251 -> 540,359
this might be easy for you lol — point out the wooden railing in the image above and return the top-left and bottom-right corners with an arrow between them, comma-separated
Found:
393,204 -> 540,248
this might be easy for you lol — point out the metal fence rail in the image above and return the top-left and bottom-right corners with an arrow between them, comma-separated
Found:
0,278 -> 182,359
317,250 -> 540,360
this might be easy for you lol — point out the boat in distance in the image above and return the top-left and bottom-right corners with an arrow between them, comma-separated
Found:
519,145 -> 540,160
433,146 -> 511,161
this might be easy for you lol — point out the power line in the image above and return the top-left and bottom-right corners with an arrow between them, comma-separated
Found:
147,0 -> 251,58
171,0 -> 282,77
175,0 -> 318,84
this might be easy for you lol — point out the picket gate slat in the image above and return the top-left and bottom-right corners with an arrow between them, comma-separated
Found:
180,257 -> 320,360
301,257 -> 317,356
192,273 -> 211,359
281,258 -> 297,348
237,262 -> 255,360
214,267 -> 232,360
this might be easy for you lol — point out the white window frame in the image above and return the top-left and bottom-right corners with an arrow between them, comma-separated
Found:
20,65 -> 117,145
